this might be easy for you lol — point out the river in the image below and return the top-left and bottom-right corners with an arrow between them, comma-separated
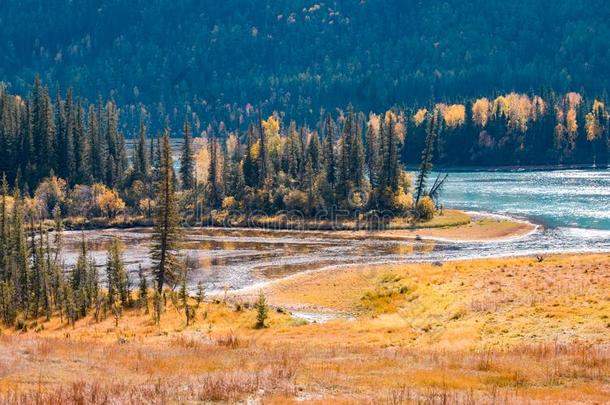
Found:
61,168 -> 610,292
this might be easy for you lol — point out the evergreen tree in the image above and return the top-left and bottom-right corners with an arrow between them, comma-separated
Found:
415,112 -> 438,205
0,175 -> 9,281
180,118 -> 195,190
88,104 -> 104,182
11,189 -> 30,313
63,89 -> 76,182
206,131 -> 223,208
106,238 -> 128,308
72,235 -> 91,317
254,290 -> 268,329
257,111 -> 270,187
31,78 -> 55,182
151,130 -> 181,293
243,123 -> 259,187
133,118 -> 149,180
138,264 -> 148,312
73,99 -> 90,184
350,118 -> 366,190
365,118 -> 380,189
322,113 -> 337,207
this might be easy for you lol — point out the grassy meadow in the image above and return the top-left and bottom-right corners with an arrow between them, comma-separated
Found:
0,254 -> 608,404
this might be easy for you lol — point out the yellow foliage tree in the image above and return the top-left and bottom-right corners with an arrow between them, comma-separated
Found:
472,98 -> 491,127
436,103 -> 465,128
413,108 -> 428,127
195,138 -> 210,185
585,101 -> 608,141
262,115 -> 282,161
96,189 -> 126,218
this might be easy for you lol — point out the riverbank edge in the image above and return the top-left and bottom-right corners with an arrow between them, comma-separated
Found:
61,209 -> 535,243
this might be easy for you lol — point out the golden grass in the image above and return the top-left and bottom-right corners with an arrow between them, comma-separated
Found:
1,254 -> 609,404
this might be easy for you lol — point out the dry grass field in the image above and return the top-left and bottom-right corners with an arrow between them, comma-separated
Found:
0,254 -> 608,404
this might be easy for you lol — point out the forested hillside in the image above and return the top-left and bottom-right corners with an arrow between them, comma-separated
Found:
1,0 -> 609,131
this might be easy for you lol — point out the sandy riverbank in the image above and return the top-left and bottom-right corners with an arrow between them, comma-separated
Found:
333,211 -> 536,242
62,209 -> 535,243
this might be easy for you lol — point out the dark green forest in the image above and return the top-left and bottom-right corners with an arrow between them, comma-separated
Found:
1,0 -> 609,132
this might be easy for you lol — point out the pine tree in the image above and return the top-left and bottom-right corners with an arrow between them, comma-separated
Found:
72,235 -> 91,317
206,131 -> 223,208
138,264 -> 148,312
254,290 -> 268,329
0,174 -> 9,281
384,112 -> 400,193
151,130 -> 181,294
88,104 -> 104,182
106,238 -> 128,308
243,123 -> 259,187
105,101 -> 120,187
283,121 -> 303,183
337,110 -> 354,203
195,281 -> 205,308
180,118 -> 195,190
350,117 -> 366,190
179,267 -> 193,325
133,118 -> 149,180
415,111 -> 438,205
31,78 -> 55,182
73,99 -> 90,184
257,111 -> 270,187
322,113 -> 337,207
303,131 -> 321,195
11,188 -> 30,313
62,88 -> 76,182
365,118 -> 379,189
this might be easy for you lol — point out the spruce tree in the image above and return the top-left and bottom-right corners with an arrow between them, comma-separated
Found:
134,118 -> 149,180
243,123 -> 259,187
415,111 -> 438,205
365,119 -> 379,189
350,117 -> 366,190
138,264 -> 148,312
106,238 -> 128,308
151,130 -> 181,294
88,104 -> 104,182
257,111 -> 270,187
0,174 -> 8,281
63,88 -> 76,182
11,189 -> 30,313
206,132 -> 223,208
322,113 -> 337,207
73,99 -> 90,184
180,118 -> 195,190
254,291 -> 268,329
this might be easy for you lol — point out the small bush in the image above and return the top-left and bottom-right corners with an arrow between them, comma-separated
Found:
416,196 -> 435,220
254,291 -> 268,329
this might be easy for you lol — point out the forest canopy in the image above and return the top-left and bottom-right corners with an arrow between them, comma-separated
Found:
1,0 -> 609,131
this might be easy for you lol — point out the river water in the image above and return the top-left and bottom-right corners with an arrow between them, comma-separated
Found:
62,169 -> 610,292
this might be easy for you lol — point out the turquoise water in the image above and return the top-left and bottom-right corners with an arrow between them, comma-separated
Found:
63,169 -> 610,292
438,169 -> 610,230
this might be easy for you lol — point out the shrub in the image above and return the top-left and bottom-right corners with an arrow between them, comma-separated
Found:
283,190 -> 308,212
96,188 -> 126,218
416,196 -> 435,220
254,291 -> 268,329
66,184 -> 95,217
392,189 -> 413,213
34,176 -> 67,218
221,196 -> 238,212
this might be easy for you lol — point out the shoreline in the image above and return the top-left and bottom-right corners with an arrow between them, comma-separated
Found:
62,209 -> 537,243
